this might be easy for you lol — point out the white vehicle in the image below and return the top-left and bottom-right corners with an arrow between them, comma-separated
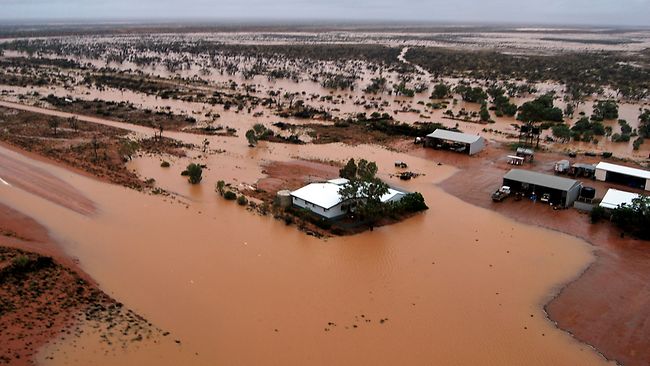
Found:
491,186 -> 512,202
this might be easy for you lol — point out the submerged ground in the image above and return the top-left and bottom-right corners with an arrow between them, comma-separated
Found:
0,24 -> 648,366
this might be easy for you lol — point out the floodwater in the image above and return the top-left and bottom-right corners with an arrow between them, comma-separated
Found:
0,117 -> 615,365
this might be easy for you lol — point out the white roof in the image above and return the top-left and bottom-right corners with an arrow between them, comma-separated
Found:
595,162 -> 650,180
290,180 -> 404,209
599,188 -> 641,209
426,129 -> 483,144
327,178 -> 349,185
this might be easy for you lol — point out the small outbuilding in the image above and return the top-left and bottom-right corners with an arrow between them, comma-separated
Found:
599,188 -> 641,210
425,129 -> 485,155
595,162 -> 650,191
503,169 -> 582,207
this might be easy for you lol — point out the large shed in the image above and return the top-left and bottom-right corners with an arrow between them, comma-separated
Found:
595,162 -> 650,191
425,129 -> 485,155
503,169 -> 582,207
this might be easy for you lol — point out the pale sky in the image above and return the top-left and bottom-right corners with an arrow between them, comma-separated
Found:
1,0 -> 649,26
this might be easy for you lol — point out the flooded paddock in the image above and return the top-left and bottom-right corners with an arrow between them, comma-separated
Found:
0,134 -> 614,365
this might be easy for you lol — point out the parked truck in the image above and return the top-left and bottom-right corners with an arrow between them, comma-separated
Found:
491,186 -> 512,202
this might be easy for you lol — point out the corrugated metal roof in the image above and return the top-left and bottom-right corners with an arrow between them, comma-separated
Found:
595,162 -> 650,179
599,188 -> 641,209
426,129 -> 483,144
290,181 -> 405,209
503,169 -> 581,191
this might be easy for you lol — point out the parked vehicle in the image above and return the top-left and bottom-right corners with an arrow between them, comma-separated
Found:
540,193 -> 551,203
491,186 -> 512,202
394,161 -> 408,168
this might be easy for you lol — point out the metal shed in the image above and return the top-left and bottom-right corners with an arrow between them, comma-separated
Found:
503,169 -> 582,207
595,162 -> 650,191
425,129 -> 485,155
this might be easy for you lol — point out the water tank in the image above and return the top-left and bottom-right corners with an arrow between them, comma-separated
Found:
276,190 -> 292,208
580,187 -> 596,199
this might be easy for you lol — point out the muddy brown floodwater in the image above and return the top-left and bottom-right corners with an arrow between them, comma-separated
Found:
0,116 -> 617,366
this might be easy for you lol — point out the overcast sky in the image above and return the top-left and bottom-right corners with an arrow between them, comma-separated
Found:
1,0 -> 649,26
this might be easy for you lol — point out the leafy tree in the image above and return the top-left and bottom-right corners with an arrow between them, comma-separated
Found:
237,195 -> 248,206
338,159 -> 388,227
245,129 -> 258,146
552,124 -> 571,142
118,140 -> 138,161
357,159 -> 378,180
91,135 -> 99,162
395,192 -> 428,212
454,85 -> 487,103
68,116 -> 79,132
339,158 -> 357,180
431,83 -> 451,99
216,180 -> 226,196
185,163 -> 203,184
517,93 -> 563,123
48,117 -> 60,136
619,119 -> 632,135
591,100 -> 619,121
638,109 -> 650,138
479,102 -> 490,122
611,195 -> 650,240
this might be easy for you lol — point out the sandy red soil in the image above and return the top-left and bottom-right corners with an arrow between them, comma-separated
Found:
0,204 -> 86,366
405,142 -> 650,366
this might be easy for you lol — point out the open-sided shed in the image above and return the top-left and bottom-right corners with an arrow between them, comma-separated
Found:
503,169 -> 582,207
425,129 -> 485,155
595,162 -> 650,191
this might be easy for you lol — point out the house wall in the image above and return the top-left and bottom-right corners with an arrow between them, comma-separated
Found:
595,168 -> 607,181
291,197 -> 345,219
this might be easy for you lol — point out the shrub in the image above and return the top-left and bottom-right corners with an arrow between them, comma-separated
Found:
237,195 -> 248,206
160,161 -> 170,168
590,206 -> 609,223
216,180 -> 225,196
397,192 -> 428,212
223,191 -> 237,200
185,163 -> 203,184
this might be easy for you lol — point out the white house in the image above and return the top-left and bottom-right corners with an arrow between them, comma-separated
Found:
599,188 -> 642,210
290,178 -> 406,219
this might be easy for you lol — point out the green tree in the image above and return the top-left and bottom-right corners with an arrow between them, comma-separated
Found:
591,100 -> 619,121
552,124 -> 571,142
48,117 -> 60,136
216,180 -> 226,196
118,140 -> 138,161
339,158 -> 357,180
479,102 -> 490,122
68,116 -> 79,132
611,195 -> 650,240
517,93 -> 563,123
185,163 -> 203,184
638,109 -> 650,138
431,83 -> 451,99
338,159 -> 388,227
245,129 -> 258,146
